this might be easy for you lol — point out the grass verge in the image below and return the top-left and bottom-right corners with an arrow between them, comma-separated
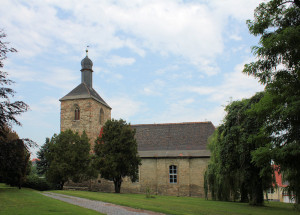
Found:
0,184 -> 102,215
53,190 -> 299,215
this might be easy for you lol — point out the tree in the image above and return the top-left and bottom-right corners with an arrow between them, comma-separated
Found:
37,130 -> 94,189
205,93 -> 274,205
36,138 -> 51,176
0,30 -> 29,136
0,126 -> 31,189
243,0 -> 300,204
94,119 -> 141,193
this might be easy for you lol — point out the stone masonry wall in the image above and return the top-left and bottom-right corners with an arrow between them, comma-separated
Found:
87,157 -> 210,197
60,98 -> 111,147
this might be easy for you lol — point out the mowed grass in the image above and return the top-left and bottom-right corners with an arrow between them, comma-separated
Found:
53,190 -> 299,215
0,184 -> 102,215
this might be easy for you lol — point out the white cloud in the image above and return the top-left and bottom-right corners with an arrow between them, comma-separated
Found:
0,0 -> 263,75
229,34 -> 242,41
207,0 -> 261,21
6,66 -> 38,82
95,67 -> 123,82
143,79 -> 165,96
144,97 -> 223,126
182,61 -> 264,103
155,65 -> 179,75
181,86 -> 216,95
40,68 -> 79,91
105,55 -> 136,66
108,96 -> 143,121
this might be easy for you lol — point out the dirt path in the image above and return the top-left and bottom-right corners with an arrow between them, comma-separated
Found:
42,192 -> 165,215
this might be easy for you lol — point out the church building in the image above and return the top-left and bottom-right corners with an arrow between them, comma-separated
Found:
60,53 -> 215,197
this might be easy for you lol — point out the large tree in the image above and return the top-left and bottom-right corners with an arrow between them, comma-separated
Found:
94,119 -> 141,193
37,130 -> 94,189
205,93 -> 274,205
0,30 -> 32,189
243,0 -> 300,204
0,30 -> 29,136
0,126 -> 31,189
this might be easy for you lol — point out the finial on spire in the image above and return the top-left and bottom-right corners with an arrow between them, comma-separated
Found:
86,45 -> 89,56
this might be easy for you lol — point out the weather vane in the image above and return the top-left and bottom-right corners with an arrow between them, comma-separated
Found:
86,45 -> 89,56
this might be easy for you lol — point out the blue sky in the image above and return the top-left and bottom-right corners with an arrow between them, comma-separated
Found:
1,0 -> 265,157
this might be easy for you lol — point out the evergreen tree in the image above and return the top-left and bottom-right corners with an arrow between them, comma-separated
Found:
94,119 -> 141,193
0,127 -> 31,189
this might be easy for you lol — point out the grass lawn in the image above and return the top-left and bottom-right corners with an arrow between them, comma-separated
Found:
53,190 -> 299,215
0,184 -> 103,215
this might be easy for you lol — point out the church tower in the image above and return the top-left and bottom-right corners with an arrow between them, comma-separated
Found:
59,50 -> 111,147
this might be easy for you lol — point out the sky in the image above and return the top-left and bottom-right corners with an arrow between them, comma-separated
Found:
1,0 -> 265,157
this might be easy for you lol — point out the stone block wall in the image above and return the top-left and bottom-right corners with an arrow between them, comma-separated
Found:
89,157 -> 210,197
60,98 -> 111,147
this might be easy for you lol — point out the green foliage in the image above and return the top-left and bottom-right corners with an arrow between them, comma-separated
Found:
0,127 -> 31,189
205,93 -> 274,205
0,30 -> 29,136
23,160 -> 56,191
23,175 -> 55,191
37,130 -> 96,189
145,186 -> 155,198
243,0 -> 300,204
94,119 -> 141,193
36,137 -> 51,176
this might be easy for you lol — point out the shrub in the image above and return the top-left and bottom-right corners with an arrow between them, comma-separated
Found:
23,175 -> 56,191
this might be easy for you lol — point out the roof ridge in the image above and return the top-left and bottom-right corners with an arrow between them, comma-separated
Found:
83,83 -> 92,97
132,121 -> 213,126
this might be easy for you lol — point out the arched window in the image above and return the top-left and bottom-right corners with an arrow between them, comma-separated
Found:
74,107 -> 80,120
100,108 -> 104,124
169,165 -> 177,184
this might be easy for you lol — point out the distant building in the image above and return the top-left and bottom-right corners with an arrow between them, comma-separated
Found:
60,53 -> 215,197
266,166 -> 295,203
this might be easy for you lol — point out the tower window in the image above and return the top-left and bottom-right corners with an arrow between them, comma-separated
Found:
100,108 -> 104,124
169,165 -> 177,184
75,107 -> 80,120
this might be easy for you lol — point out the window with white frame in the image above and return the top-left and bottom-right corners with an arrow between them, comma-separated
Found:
169,165 -> 177,184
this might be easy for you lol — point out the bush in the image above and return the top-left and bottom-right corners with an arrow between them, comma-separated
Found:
23,175 -> 56,191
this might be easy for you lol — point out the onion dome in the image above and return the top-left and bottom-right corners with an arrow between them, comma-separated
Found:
81,56 -> 93,70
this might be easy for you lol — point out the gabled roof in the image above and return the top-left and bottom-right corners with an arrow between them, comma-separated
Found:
132,122 -> 215,155
59,83 -> 111,109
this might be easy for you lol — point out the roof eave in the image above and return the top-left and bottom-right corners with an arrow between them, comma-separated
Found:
59,96 -> 112,109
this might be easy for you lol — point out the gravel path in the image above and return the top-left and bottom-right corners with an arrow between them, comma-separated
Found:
42,192 -> 165,215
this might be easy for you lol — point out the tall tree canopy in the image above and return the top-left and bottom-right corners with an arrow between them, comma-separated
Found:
94,119 -> 141,193
0,30 -> 29,136
37,130 -> 94,189
243,0 -> 300,204
0,126 -> 31,189
205,93 -> 274,206
0,30 -> 32,189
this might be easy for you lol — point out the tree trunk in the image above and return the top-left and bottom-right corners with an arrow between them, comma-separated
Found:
240,183 -> 248,203
18,175 -> 22,189
114,178 -> 122,193
59,181 -> 65,190
250,178 -> 264,206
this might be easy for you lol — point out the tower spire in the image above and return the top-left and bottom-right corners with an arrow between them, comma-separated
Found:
81,47 -> 93,88
86,45 -> 89,56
